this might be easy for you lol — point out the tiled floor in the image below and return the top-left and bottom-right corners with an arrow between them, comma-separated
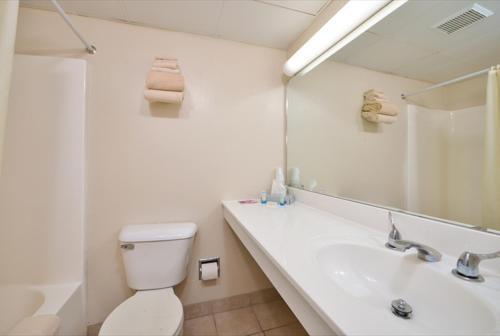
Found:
87,288 -> 308,336
183,288 -> 308,336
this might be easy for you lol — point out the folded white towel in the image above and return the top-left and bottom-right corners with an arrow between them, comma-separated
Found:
364,89 -> 384,96
151,67 -> 180,74
362,101 -> 399,116
364,89 -> 385,100
152,59 -> 178,69
155,56 -> 177,61
144,89 -> 184,104
364,96 -> 388,103
362,112 -> 396,124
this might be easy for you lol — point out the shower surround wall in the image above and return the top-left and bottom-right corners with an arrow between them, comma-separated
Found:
0,55 -> 85,285
0,54 -> 87,334
15,7 -> 285,325
407,105 -> 485,227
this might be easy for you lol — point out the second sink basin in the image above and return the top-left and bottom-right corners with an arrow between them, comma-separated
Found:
316,243 -> 496,335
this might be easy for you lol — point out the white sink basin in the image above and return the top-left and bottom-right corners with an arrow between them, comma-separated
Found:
316,243 -> 496,335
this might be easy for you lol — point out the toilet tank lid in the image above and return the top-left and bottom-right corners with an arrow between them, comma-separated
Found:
119,223 -> 197,243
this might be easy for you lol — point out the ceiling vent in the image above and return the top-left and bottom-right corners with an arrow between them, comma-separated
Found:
433,3 -> 494,35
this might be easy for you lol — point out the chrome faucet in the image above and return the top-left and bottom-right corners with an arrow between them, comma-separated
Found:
385,212 -> 442,262
452,250 -> 500,282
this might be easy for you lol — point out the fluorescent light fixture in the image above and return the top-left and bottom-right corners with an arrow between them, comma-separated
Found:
283,0 -> 408,77
299,0 -> 408,76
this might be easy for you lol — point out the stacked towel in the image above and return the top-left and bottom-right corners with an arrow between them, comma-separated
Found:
144,57 -> 184,104
361,112 -> 396,124
364,89 -> 385,100
362,101 -> 398,116
361,89 -> 399,124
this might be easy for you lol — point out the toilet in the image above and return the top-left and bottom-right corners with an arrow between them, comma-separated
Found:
99,222 -> 197,336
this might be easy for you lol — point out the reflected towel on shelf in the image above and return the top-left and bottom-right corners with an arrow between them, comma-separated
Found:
364,95 -> 388,103
152,59 -> 178,69
364,89 -> 385,99
362,101 -> 399,116
8,315 -> 60,336
146,71 -> 184,91
362,112 -> 396,124
144,89 -> 184,104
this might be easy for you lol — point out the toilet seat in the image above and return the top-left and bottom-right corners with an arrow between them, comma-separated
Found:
99,288 -> 183,336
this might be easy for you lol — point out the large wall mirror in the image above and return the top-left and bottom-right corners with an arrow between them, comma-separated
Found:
287,0 -> 500,233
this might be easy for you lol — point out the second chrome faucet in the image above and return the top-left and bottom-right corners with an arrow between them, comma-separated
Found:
452,250 -> 500,282
385,212 -> 442,262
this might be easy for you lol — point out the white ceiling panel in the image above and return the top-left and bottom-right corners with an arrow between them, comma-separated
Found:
332,32 -> 382,63
123,0 -> 223,37
20,0 -> 323,50
257,0 -> 329,15
389,52 -> 474,83
343,38 -> 437,75
20,0 -> 55,11
20,0 -> 128,20
217,0 -> 313,49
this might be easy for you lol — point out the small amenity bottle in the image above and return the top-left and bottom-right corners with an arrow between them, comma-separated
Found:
260,191 -> 268,204
279,194 -> 286,206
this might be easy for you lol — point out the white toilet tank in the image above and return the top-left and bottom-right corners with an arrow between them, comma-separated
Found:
119,223 -> 197,290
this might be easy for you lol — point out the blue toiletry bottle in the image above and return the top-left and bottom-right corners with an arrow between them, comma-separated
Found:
260,191 -> 268,204
279,194 -> 286,206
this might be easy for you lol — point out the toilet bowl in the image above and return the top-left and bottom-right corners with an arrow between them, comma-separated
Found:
99,223 -> 197,336
99,288 -> 183,336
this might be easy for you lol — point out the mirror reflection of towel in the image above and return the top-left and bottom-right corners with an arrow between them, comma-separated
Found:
363,89 -> 385,99
362,101 -> 399,116
362,112 -> 396,124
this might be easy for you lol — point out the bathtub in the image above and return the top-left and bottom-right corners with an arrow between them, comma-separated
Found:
0,282 -> 86,336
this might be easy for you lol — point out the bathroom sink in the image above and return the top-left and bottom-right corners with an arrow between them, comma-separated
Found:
316,243 -> 496,335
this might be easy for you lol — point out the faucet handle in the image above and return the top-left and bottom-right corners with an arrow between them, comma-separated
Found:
388,212 -> 401,239
388,211 -> 395,227
386,212 -> 403,250
452,250 -> 500,282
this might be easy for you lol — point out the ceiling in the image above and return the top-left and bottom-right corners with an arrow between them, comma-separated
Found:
331,0 -> 500,83
20,0 -> 330,50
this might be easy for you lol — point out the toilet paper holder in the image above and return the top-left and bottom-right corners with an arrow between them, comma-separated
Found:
198,257 -> 220,280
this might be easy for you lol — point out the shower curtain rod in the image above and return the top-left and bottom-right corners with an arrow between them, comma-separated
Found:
50,0 -> 96,54
401,67 -> 491,100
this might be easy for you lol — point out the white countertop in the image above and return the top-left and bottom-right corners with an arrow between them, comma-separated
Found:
223,200 -> 500,335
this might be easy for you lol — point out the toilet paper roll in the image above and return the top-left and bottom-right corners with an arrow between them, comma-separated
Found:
200,262 -> 219,281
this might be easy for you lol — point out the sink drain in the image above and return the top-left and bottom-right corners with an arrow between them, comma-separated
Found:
391,298 -> 412,319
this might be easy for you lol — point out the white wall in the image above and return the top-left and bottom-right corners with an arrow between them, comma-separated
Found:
447,76 -> 486,110
15,8 -> 285,325
0,55 -> 85,284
